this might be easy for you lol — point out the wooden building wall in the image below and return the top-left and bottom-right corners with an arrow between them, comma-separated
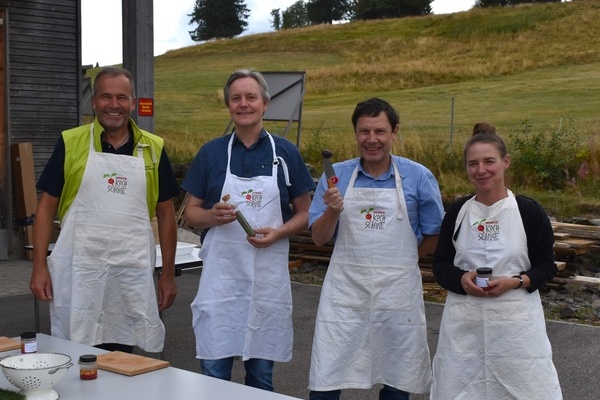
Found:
0,0 -> 81,258
6,0 -> 81,174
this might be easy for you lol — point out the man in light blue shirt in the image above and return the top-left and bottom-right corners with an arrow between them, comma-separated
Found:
309,152 -> 444,246
308,98 -> 444,400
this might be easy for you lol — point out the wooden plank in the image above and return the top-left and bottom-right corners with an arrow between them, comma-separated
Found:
551,222 -> 600,240
175,192 -> 189,228
290,243 -> 333,254
552,276 -> 600,287
559,238 -> 598,248
288,259 -> 304,270
12,143 -> 37,259
554,246 -> 591,256
291,254 -> 331,263
553,232 -> 572,240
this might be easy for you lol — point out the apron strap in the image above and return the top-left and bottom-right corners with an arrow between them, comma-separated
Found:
136,144 -> 157,163
226,131 -> 286,184
89,124 -> 96,152
453,197 -> 474,242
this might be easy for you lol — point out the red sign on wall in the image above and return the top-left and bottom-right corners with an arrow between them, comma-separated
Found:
138,98 -> 154,116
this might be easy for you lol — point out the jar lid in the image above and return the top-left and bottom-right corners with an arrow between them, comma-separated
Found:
79,354 -> 97,363
476,267 -> 493,274
20,332 -> 36,339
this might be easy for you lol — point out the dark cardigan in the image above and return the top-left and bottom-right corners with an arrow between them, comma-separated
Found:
433,194 -> 557,295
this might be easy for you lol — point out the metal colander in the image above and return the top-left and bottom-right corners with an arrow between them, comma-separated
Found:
0,353 -> 72,393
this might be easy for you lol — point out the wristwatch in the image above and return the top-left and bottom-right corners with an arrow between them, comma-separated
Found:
512,274 -> 524,289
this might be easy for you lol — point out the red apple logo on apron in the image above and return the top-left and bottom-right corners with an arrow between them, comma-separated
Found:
473,218 -> 487,232
103,172 -> 117,185
242,189 -> 253,201
361,207 -> 374,220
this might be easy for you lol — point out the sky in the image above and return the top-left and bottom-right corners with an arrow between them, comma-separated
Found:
82,0 -> 476,67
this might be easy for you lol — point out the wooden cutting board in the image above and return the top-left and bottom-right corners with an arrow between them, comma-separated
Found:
97,351 -> 169,376
0,336 -> 21,352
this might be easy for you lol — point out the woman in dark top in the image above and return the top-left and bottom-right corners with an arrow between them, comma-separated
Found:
430,123 -> 562,400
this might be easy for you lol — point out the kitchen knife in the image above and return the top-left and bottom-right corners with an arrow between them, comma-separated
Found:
322,149 -> 338,188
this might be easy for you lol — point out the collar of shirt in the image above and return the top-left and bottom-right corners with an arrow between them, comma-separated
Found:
357,158 -> 396,181
100,124 -> 134,154
232,129 -> 268,149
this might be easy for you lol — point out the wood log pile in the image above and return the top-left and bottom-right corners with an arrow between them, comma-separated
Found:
289,221 -> 600,288
550,221 -> 600,287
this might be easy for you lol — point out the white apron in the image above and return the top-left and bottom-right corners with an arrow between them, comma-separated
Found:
431,191 -> 562,400
47,126 -> 164,352
192,132 -> 292,361
309,164 -> 432,393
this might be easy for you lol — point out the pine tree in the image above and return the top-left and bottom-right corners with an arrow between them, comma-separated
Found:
354,0 -> 432,20
188,0 -> 249,41
306,0 -> 352,24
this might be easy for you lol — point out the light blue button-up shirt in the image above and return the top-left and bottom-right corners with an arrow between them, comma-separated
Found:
309,155 -> 444,245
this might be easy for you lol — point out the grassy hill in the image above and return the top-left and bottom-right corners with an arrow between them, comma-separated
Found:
101,0 -> 600,218
154,0 -> 599,149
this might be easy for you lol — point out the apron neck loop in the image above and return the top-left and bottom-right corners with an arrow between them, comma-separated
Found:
227,131 -> 285,183
136,144 -> 156,163
89,124 -> 96,152
275,156 -> 291,187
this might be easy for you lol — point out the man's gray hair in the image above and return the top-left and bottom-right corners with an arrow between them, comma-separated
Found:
93,66 -> 136,98
223,68 -> 270,106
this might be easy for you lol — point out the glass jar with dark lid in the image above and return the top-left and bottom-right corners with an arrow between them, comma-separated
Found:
475,267 -> 493,291
79,354 -> 98,380
20,331 -> 37,354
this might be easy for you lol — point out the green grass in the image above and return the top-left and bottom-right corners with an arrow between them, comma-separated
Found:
90,1 -> 600,220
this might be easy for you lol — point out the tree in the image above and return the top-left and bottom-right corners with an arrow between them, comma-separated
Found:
475,0 -> 510,5
188,0 -> 249,41
475,0 -> 560,6
306,0 -> 352,24
271,9 -> 282,30
282,1 -> 310,29
354,0 -> 432,20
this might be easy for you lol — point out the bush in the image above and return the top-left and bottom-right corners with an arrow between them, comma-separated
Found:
508,120 -> 582,190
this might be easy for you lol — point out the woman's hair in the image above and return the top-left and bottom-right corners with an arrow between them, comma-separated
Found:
472,122 -> 496,136
464,122 -> 508,162
223,68 -> 270,106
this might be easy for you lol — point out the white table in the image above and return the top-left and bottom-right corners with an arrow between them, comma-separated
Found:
0,334 -> 301,400
156,246 -> 203,274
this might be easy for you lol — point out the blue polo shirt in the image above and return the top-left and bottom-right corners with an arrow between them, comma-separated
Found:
181,130 -> 315,223
309,155 -> 444,245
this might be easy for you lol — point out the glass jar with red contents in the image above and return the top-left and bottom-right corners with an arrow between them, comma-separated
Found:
79,354 -> 98,380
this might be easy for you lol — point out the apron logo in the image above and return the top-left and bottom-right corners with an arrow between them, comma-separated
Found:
361,208 -> 386,230
473,218 -> 499,241
241,189 -> 262,208
103,172 -> 128,195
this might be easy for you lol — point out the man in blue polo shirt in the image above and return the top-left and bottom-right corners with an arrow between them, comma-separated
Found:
181,68 -> 315,392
